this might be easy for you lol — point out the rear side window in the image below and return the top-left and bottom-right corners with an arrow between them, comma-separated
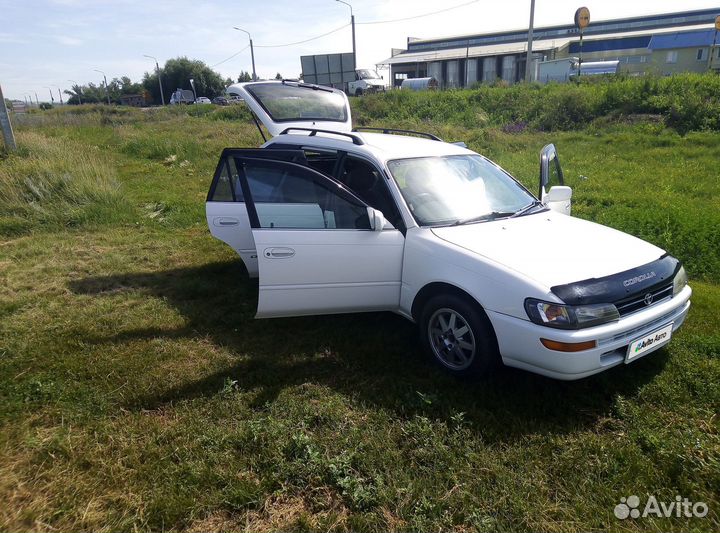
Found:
208,156 -> 244,202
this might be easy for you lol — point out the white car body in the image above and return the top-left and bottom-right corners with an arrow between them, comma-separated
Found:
206,81 -> 691,380
195,97 -> 212,104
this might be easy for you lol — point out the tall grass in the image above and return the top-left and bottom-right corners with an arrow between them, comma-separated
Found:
352,73 -> 720,133
0,132 -> 134,235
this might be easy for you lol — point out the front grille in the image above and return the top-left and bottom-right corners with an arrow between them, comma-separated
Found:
614,283 -> 673,317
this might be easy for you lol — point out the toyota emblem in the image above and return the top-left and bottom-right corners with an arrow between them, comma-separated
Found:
644,293 -> 654,306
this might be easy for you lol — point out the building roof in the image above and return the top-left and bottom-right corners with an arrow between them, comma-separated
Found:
405,8 -> 719,50
649,29 -> 718,50
381,38 -> 571,65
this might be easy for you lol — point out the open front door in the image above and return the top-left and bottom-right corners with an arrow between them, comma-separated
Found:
539,143 -> 572,215
233,156 -> 404,318
206,149 -> 308,277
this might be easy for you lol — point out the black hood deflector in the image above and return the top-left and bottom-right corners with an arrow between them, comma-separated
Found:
551,254 -> 680,305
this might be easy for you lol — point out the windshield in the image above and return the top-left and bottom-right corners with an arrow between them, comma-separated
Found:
245,83 -> 347,122
387,155 -> 537,226
357,69 -> 380,80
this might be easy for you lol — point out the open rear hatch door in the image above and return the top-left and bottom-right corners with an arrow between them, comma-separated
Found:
227,81 -> 352,137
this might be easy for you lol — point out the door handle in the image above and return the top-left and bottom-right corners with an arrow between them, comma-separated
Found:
264,247 -> 295,259
214,217 -> 239,227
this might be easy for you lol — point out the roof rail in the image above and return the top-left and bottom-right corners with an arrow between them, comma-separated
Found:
352,127 -> 443,142
279,127 -> 365,145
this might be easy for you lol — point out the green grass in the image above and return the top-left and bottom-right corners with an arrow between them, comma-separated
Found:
0,98 -> 718,532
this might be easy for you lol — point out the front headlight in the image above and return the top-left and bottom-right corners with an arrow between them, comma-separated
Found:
673,265 -> 688,296
525,298 -> 620,329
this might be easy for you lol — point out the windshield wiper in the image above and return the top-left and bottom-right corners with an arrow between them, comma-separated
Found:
452,211 -> 516,226
510,200 -> 546,218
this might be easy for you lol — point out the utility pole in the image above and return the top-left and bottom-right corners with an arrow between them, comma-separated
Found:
34,92 -> 39,106
45,86 -> 55,103
0,83 -> 17,151
336,0 -> 356,70
57,87 -> 64,105
94,69 -> 111,104
233,27 -> 257,81
189,78 -> 197,100
143,55 -> 166,105
525,0 -> 536,82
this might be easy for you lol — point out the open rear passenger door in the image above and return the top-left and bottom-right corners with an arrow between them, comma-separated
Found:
232,155 -> 405,318
206,149 -> 308,277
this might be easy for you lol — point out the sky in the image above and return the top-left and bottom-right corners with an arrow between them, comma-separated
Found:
1,0 -> 719,101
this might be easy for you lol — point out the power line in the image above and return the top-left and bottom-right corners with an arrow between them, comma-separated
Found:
210,1 -> 477,67
356,0 -> 479,25
211,44 -> 250,68
254,23 -> 350,48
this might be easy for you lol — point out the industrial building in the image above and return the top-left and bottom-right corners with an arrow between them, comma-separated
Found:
381,8 -> 720,87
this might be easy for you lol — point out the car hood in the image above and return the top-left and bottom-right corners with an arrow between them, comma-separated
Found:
431,211 -> 665,289
363,78 -> 385,86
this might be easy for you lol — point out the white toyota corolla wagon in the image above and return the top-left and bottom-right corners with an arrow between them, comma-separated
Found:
206,81 -> 691,380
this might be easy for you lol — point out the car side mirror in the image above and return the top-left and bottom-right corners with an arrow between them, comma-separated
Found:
544,185 -> 573,215
367,207 -> 386,232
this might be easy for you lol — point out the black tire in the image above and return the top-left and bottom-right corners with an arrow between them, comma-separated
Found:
419,293 -> 500,377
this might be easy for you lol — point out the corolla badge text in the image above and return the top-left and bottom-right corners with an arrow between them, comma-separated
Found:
623,271 -> 656,287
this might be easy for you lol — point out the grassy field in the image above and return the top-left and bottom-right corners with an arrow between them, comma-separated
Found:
0,102 -> 718,532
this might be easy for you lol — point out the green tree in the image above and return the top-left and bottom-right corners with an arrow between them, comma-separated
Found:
237,71 -> 252,83
143,57 -> 227,104
274,72 -> 283,80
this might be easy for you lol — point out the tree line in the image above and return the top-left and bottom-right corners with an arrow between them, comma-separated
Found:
63,57 -> 278,105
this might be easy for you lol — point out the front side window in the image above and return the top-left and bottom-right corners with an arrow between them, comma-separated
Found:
387,155 -> 536,226
242,160 -> 370,230
357,69 -> 380,80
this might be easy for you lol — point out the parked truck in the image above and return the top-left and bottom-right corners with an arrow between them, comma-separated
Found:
169,89 -> 195,105
301,53 -> 386,96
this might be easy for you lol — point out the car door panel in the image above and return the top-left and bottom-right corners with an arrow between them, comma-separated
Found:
205,149 -> 308,277
235,156 -> 405,318
253,229 -> 404,318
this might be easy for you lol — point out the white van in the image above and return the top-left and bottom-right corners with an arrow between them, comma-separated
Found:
205,81 -> 691,380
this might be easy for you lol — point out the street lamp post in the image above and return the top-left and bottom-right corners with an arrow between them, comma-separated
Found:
94,69 -> 111,105
336,0 -> 356,71
54,86 -> 64,105
44,86 -> 55,104
143,54 -> 166,105
68,79 -> 82,104
233,27 -> 257,81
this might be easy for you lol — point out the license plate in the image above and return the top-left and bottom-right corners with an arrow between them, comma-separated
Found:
626,323 -> 673,362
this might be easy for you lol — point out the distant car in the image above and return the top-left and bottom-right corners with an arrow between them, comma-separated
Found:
212,96 -> 229,106
227,95 -> 244,104
195,97 -> 212,105
206,81 -> 691,381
